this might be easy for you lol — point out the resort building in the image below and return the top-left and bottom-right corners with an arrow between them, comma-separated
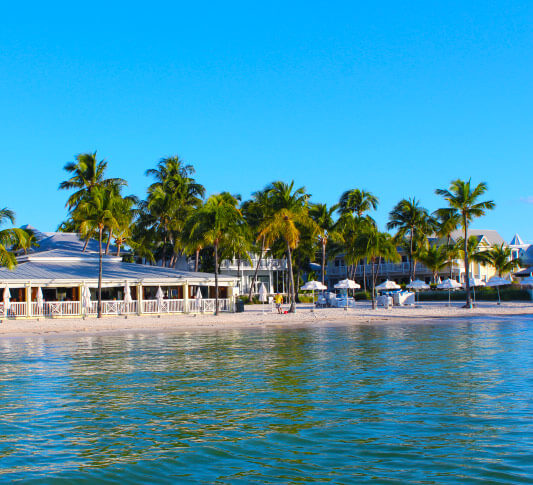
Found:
325,229 -> 510,287
0,229 -> 238,319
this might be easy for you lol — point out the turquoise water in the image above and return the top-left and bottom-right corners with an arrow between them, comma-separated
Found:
0,317 -> 532,484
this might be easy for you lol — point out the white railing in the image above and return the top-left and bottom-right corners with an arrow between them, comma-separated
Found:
88,300 -> 138,315
187,298 -> 231,313
31,301 -> 81,317
0,302 -> 27,317
142,299 -> 185,314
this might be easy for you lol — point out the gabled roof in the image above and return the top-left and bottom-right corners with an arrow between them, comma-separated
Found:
510,233 -> 525,246
450,229 -> 505,246
32,232 -> 119,254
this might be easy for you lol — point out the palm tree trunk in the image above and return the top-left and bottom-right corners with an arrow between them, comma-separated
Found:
83,237 -> 90,252
98,227 -> 103,318
117,242 -> 122,257
214,240 -> 219,316
195,248 -> 200,272
463,217 -> 472,308
363,262 -> 367,292
105,229 -> 112,255
321,239 -> 326,285
371,258 -> 376,309
248,238 -> 264,301
287,242 -> 296,313
409,231 -> 414,281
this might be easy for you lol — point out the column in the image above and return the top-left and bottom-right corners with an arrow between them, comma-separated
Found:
183,282 -> 189,313
137,283 -> 143,315
26,285 -> 31,318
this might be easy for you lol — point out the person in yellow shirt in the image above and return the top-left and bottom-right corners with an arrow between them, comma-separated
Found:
274,293 -> 283,314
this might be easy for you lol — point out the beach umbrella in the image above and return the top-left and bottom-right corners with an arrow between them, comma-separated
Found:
36,287 -> 44,315
3,285 -> 11,312
334,279 -> 360,308
123,281 -> 132,313
462,277 -> 485,305
196,287 -> 203,312
437,278 -> 462,307
375,280 -> 401,291
258,282 -> 268,314
486,276 -> 511,305
301,280 -> 327,309
407,279 -> 429,304
82,285 -> 92,315
156,286 -> 165,312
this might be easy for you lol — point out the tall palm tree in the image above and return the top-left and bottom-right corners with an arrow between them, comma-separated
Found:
387,197 -> 433,282
436,179 -> 495,308
74,187 -> 120,318
433,207 -> 461,277
59,152 -> 126,210
309,203 -> 341,285
257,181 -> 316,313
354,225 -> 400,308
186,193 -> 244,315
339,189 -> 379,218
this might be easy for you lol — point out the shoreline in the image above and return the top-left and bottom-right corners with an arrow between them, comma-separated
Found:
0,301 -> 531,339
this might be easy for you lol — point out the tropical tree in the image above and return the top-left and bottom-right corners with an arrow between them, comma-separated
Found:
257,181 -> 316,313
433,207 -> 461,277
387,197 -> 433,281
354,225 -> 400,308
418,243 -> 451,283
59,152 -> 126,210
309,202 -> 341,285
339,189 -> 379,218
73,186 -> 120,318
186,193 -> 245,315
0,208 -> 32,269
476,243 -> 521,278
436,179 -> 495,308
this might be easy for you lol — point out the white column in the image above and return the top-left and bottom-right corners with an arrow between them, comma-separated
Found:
26,285 -> 31,318
183,282 -> 189,313
137,283 -> 143,315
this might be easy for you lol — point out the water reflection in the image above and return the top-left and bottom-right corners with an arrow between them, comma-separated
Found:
0,316 -> 532,483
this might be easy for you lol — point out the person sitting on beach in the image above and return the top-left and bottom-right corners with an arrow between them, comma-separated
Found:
274,293 -> 283,314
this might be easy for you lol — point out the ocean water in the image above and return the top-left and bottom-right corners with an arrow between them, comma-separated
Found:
0,316 -> 532,484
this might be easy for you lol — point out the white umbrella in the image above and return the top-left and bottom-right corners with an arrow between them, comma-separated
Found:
301,280 -> 327,309
258,282 -> 268,314
376,280 -> 401,290
462,277 -> 485,305
82,285 -> 91,315
334,279 -> 360,289
407,279 -> 429,305
3,285 -> 11,312
195,287 -> 203,312
36,287 -> 44,315
486,276 -> 511,305
407,279 -> 430,290
437,278 -> 462,307
156,286 -> 165,312
124,281 -> 132,304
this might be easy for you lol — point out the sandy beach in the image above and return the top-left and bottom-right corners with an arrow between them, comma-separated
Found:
0,301 -> 531,338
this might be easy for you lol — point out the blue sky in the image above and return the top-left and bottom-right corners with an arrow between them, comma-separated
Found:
1,1 -> 532,241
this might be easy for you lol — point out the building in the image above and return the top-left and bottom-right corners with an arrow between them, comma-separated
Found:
0,229 -> 238,319
325,228 -> 510,288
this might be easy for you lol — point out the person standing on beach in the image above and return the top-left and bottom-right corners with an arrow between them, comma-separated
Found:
274,293 -> 283,314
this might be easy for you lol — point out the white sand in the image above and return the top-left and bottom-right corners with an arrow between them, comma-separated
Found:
0,301 -> 531,338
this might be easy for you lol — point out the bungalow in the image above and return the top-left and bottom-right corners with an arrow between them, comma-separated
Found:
0,229 -> 238,319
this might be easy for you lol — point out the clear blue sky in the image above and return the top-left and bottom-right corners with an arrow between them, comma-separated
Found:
1,1 -> 532,241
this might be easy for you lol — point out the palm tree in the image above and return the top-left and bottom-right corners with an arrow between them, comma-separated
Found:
74,187 -> 120,318
309,203 -> 341,285
418,243 -> 451,283
477,243 -> 521,277
387,198 -> 433,282
186,193 -> 244,315
436,179 -> 495,308
354,225 -> 400,308
339,189 -> 379,218
59,152 -> 126,210
433,207 -> 461,277
0,208 -> 31,269
257,181 -> 316,313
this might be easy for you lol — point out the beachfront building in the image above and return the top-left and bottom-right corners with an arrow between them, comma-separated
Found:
0,229 -> 238,319
215,251 -> 288,296
326,229 -> 509,287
